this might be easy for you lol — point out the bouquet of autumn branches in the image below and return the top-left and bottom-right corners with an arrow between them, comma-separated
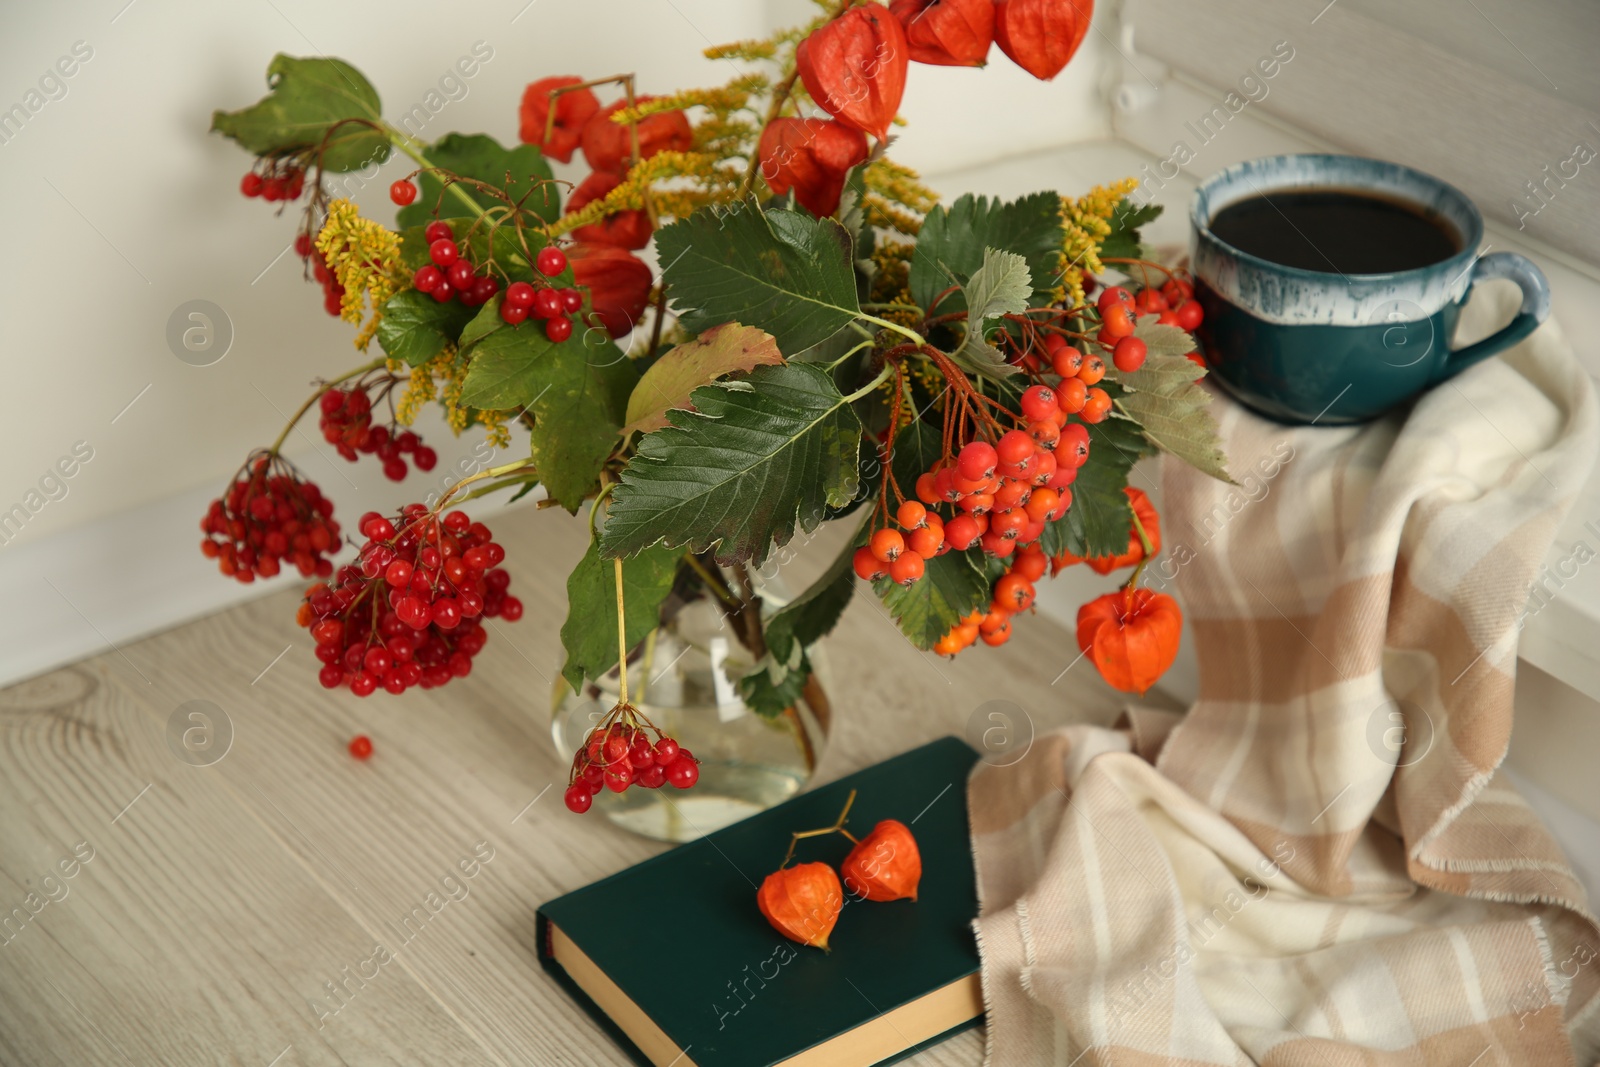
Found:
204,0 -> 1232,802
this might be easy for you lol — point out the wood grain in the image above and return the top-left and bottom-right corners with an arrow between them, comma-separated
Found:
0,505 -> 1161,1065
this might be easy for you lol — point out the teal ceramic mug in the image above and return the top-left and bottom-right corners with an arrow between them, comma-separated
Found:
1190,154 -> 1551,425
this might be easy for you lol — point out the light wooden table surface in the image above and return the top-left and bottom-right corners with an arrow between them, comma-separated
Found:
0,506 -> 1147,1066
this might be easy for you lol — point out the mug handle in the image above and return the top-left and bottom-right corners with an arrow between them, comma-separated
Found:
1437,252 -> 1551,381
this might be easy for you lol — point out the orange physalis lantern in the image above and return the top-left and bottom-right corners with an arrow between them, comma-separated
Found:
994,0 -> 1093,82
758,118 -> 870,218
757,862 -> 845,950
841,820 -> 922,902
888,0 -> 995,68
517,76 -> 598,163
580,97 -> 692,174
564,171 -> 653,251
567,243 -> 652,338
796,5 -> 909,141
1076,588 -> 1182,695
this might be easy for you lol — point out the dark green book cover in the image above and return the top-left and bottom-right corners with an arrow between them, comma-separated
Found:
538,736 -> 982,1067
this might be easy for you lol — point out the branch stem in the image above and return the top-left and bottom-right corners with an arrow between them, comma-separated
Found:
453,476 -> 540,504
842,362 -> 895,403
614,557 -> 629,706
857,312 -> 927,347
386,129 -> 487,220
269,356 -> 388,456
437,458 -> 540,511
685,554 -> 742,611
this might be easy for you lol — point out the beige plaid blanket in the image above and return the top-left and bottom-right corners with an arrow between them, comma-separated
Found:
970,283 -> 1600,1065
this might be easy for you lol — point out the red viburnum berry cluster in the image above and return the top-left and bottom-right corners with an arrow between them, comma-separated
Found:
564,713 -> 700,814
317,377 -> 438,480
497,247 -> 582,341
297,506 -> 524,697
239,161 -> 306,203
299,234 -> 347,318
406,219 -> 586,345
409,220 -> 503,311
200,452 -> 340,583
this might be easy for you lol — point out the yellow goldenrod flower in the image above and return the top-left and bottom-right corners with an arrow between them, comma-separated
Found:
704,39 -> 778,62
315,199 -> 402,351
1060,177 -> 1139,308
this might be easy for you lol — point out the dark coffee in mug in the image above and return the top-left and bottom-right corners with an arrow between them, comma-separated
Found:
1208,190 -> 1461,275
1189,155 -> 1550,425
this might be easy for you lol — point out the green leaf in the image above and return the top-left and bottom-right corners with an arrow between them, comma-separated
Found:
951,248 -> 1029,378
889,417 -> 941,499
878,549 -> 991,651
374,289 -> 475,366
600,362 -> 863,566
910,192 -> 1064,313
457,296 -> 507,353
655,203 -> 861,355
622,323 -> 785,435
737,647 -> 812,719
1130,317 -> 1197,357
1101,198 -> 1164,261
211,55 -> 387,172
1039,413 -> 1154,558
733,524 -> 855,718
396,133 -> 558,228
560,539 -> 682,694
1115,342 -> 1234,484
459,326 -> 638,511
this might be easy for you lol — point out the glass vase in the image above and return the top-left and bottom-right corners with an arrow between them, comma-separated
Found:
550,585 -> 830,843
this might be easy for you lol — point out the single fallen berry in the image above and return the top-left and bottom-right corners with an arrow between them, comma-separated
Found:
349,735 -> 374,759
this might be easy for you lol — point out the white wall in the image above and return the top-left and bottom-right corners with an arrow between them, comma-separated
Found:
0,0 -> 1120,684
0,0 -> 1115,557
0,0 -> 775,553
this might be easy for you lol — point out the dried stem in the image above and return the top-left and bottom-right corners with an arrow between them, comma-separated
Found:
268,357 -> 388,456
614,557 -> 630,706
646,284 -> 670,357
781,788 -> 859,867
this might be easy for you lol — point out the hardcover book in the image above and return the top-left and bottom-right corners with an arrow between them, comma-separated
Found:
538,736 -> 983,1067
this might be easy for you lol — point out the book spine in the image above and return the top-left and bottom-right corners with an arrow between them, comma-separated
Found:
535,910 -> 658,1067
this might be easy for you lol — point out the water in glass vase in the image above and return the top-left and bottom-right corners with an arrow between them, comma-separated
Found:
551,592 -> 829,842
